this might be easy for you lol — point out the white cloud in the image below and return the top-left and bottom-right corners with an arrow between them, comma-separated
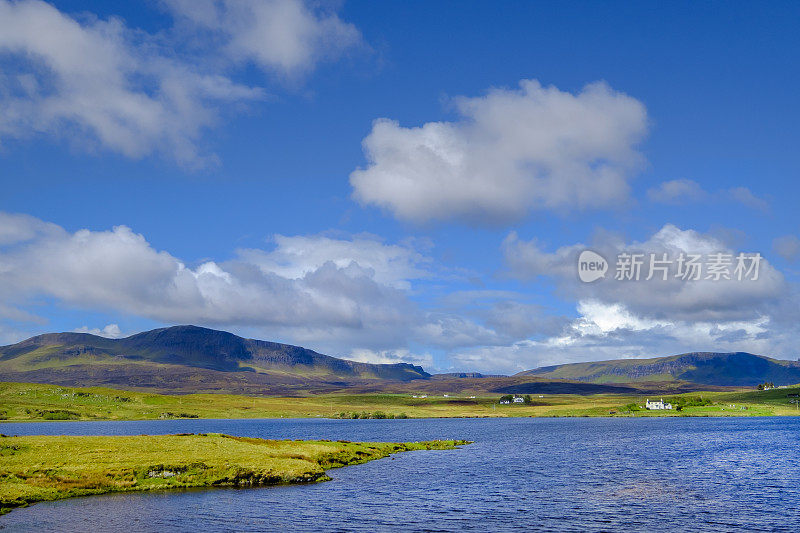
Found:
347,348 -> 433,369
3,211 -> 797,373
0,0 -> 264,166
0,212 -> 60,245
471,223 -> 797,372
165,0 -> 363,78
0,211 -> 530,365
0,0 -> 361,165
350,79 -> 648,224
73,323 -> 123,338
238,233 -> 431,290
450,300 -> 775,374
0,212 -> 424,354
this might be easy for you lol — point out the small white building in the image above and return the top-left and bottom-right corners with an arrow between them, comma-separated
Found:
512,396 -> 525,403
500,400 -> 511,405
645,398 -> 673,410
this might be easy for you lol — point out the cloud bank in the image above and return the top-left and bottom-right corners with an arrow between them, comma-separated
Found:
1,212 -> 797,372
461,223 -> 797,374
0,212 -> 495,364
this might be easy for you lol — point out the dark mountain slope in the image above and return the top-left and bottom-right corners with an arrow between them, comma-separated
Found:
0,325 -> 429,387
518,352 -> 800,387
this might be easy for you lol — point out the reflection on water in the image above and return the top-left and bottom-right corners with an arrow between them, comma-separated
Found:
1,417 -> 799,532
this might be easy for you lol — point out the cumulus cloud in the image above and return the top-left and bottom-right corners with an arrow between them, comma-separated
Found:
0,212 -> 428,355
3,211 -> 796,373
73,324 -> 123,338
0,212 -> 61,245
164,0 -> 363,78
238,233 -> 430,290
347,348 -> 434,369
0,0 -> 361,165
0,211 -> 531,363
461,223 -> 799,372
350,79 -> 648,224
0,0 -> 264,166
450,300 -> 776,375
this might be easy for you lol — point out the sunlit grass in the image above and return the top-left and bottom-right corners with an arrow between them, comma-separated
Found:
1,382 -> 798,421
0,433 -> 468,515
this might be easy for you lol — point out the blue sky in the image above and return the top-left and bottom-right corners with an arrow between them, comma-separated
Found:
1,0 -> 799,373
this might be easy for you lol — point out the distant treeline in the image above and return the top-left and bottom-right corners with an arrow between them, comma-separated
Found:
332,411 -> 409,419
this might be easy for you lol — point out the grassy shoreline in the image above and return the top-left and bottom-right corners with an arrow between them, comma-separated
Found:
2,382 -> 799,422
0,433 -> 468,515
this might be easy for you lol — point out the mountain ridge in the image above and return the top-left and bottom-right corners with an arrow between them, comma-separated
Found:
0,325 -> 429,383
3,326 -> 800,394
517,351 -> 800,386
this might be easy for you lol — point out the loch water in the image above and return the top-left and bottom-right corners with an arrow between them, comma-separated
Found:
1,417 -> 799,532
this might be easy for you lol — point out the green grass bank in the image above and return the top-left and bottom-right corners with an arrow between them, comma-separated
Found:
0,433 -> 468,515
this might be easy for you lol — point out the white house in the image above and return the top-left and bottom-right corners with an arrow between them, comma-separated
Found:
645,398 -> 673,410
500,400 -> 511,405
512,396 -> 525,403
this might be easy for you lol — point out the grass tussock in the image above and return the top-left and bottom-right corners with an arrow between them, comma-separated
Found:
0,433 -> 469,515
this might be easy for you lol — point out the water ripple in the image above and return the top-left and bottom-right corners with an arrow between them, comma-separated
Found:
1,417 -> 800,531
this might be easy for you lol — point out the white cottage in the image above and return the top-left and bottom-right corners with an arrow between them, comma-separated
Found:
645,398 -> 673,410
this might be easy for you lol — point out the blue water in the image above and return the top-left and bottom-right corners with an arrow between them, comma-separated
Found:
1,417 -> 799,532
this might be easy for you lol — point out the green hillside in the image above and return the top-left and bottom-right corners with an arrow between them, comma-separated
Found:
0,326 -> 429,393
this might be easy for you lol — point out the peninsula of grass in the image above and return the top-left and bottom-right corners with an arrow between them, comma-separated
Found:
0,433 -> 469,515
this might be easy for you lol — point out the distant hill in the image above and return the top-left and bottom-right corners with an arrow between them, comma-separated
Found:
3,327 -> 796,394
518,352 -> 800,387
0,325 -> 429,393
430,372 -> 505,379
